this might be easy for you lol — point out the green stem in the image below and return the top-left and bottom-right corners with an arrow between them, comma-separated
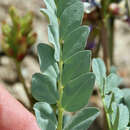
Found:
98,81 -> 112,130
15,60 -> 34,111
102,96 -> 112,130
57,40 -> 64,130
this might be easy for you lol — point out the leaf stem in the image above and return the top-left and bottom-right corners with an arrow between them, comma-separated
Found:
57,40 -> 64,130
102,96 -> 112,130
98,81 -> 112,130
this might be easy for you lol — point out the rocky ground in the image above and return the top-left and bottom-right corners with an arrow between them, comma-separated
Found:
0,1 -> 130,130
114,20 -> 130,87
0,0 -> 47,108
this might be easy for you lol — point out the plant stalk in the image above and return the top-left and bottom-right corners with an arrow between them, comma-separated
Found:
94,37 -> 101,58
108,16 -> 115,65
100,21 -> 109,74
57,40 -> 64,130
15,60 -> 33,111
98,87 -> 112,130
102,96 -> 112,130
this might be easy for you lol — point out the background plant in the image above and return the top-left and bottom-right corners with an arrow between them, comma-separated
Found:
31,0 -> 100,130
92,58 -> 130,130
83,0 -> 130,70
1,6 -> 37,111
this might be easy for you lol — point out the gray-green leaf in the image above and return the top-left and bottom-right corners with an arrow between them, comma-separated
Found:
63,26 -> 90,61
60,1 -> 84,39
40,8 -> 58,26
92,58 -> 106,89
62,50 -> 91,85
62,73 -> 95,112
37,43 -> 59,86
118,104 -> 129,130
34,102 -> 57,130
113,88 -> 123,104
48,25 -> 60,61
40,1 -> 60,61
105,73 -> 122,94
122,88 -> 130,118
32,73 -> 59,104
64,107 -> 100,130
112,103 -> 129,130
43,0 -> 56,12
57,0 -> 80,17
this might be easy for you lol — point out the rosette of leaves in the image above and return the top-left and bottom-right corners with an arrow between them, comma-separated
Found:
31,0 -> 99,130
1,6 -> 37,62
92,58 -> 130,130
